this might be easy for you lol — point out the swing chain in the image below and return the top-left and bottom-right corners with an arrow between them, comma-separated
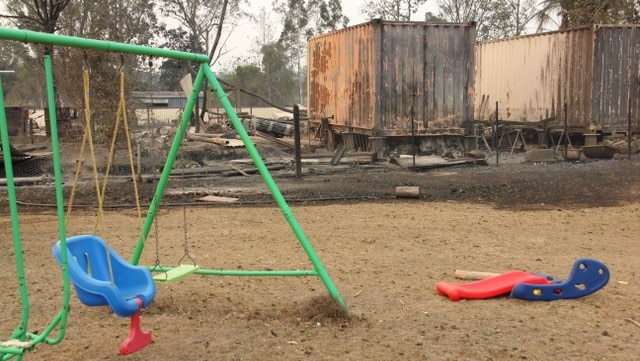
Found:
178,207 -> 197,266
151,217 -> 163,272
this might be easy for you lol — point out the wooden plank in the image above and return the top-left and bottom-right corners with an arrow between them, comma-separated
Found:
187,133 -> 229,146
228,163 -> 249,176
254,131 -> 295,149
454,269 -> 501,280
195,195 -> 239,203
220,163 -> 287,176
300,155 -> 375,164
395,186 -> 420,198
330,145 -> 346,165
187,134 -> 244,147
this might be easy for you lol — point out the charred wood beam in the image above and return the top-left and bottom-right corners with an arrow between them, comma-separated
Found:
254,130 -> 295,149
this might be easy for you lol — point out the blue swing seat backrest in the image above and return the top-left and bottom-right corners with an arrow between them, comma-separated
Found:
52,235 -> 156,317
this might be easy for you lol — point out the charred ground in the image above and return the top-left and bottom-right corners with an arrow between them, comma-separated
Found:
6,140 -> 640,212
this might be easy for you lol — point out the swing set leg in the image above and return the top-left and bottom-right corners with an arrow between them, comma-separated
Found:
119,298 -> 152,355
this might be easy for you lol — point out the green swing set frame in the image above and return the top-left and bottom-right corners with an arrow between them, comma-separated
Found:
0,27 -> 346,360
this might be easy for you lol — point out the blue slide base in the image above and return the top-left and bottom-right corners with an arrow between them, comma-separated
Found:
510,258 -> 609,301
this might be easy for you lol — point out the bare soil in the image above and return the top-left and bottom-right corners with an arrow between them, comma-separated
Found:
2,142 -> 640,360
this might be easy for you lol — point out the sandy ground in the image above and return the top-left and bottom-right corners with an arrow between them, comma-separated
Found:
2,135 -> 640,360
1,187 -> 640,360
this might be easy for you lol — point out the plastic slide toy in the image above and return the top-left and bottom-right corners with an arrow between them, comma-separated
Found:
436,270 -> 556,301
510,258 -> 609,301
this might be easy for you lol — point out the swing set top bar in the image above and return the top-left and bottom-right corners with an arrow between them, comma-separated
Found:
0,27 -> 210,63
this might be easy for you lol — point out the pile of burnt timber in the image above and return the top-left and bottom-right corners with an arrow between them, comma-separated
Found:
186,133 -> 244,147
301,146 -> 377,165
168,160 -> 289,178
221,160 -> 288,177
251,117 -> 294,137
0,142 -> 33,165
253,131 -> 295,149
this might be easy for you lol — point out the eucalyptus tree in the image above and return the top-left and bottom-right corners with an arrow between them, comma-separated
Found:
260,42 -> 297,105
0,0 -> 71,134
0,39 -> 35,105
1,0 -> 71,35
158,29 -> 205,91
2,0 -> 161,137
276,0 -> 349,103
535,0 -> 637,30
436,0 -> 537,40
160,0 -> 245,66
360,0 -> 428,21
159,0 -> 246,130
0,0 -> 72,64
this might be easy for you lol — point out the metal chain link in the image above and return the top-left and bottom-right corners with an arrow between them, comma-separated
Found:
153,217 -> 161,268
178,206 -> 197,266
150,216 -> 169,280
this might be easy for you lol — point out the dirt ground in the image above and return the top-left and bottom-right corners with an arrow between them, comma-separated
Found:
2,141 -> 640,360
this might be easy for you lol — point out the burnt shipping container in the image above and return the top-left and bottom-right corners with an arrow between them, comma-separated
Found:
307,20 -> 476,144
475,25 -> 640,131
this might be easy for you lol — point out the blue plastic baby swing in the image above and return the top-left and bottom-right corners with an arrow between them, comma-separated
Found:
52,234 -> 156,354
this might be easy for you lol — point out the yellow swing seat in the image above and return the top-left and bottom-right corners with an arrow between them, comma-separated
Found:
153,264 -> 199,282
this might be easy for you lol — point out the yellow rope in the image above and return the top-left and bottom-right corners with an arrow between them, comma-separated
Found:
66,69 -> 106,236
97,72 -> 142,230
119,72 -> 143,221
67,69 -> 141,234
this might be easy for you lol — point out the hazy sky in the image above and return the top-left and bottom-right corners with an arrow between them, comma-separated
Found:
217,0 -> 438,69
0,0 -> 438,70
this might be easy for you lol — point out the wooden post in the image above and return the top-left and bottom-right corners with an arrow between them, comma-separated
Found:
369,137 -> 386,159
186,133 -> 229,146
395,186 -> 420,198
454,269 -> 501,280
495,101 -> 499,166
628,97 -> 632,160
293,104 -> 302,178
411,105 -> 416,171
136,141 -> 142,182
564,102 -> 568,159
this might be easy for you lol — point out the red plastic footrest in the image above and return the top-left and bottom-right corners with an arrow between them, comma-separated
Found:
119,298 -> 153,355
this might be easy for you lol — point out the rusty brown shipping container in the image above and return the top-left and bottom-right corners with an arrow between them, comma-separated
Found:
475,25 -> 640,131
307,20 -> 476,142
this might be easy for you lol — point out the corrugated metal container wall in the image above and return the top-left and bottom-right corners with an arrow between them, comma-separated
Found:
308,21 -> 476,136
557,28 -> 594,126
475,25 -> 640,129
475,27 -> 593,125
307,22 -> 378,132
380,23 -> 475,134
592,26 -> 640,128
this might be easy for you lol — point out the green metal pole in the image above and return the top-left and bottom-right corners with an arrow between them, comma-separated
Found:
130,65 -> 207,265
0,27 -> 209,63
29,310 -> 66,345
1,348 -> 25,360
0,62 -> 30,344
202,65 -> 347,309
0,57 -> 71,359
42,54 -> 71,344
151,265 -> 319,277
